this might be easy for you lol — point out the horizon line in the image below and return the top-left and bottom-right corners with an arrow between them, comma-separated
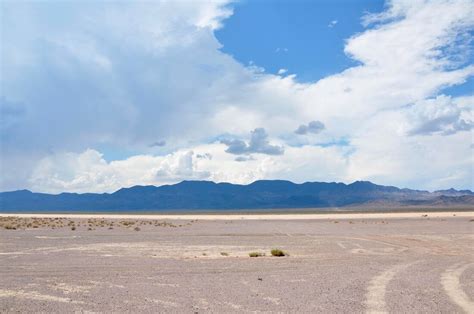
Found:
2,179 -> 472,195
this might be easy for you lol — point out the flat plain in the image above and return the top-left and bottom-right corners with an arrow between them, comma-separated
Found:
0,212 -> 473,313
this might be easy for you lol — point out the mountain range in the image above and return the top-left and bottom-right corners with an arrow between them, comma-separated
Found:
0,180 -> 473,212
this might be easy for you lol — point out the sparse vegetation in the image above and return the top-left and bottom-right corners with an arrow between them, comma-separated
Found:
0,216 -> 193,231
249,252 -> 265,257
220,252 -> 229,256
4,224 -> 16,230
134,227 -> 141,231
270,249 -> 286,257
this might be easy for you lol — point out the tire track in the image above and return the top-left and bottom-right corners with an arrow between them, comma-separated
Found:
441,263 -> 474,314
365,263 -> 414,314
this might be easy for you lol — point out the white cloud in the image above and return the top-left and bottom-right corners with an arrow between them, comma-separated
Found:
346,111 -> 473,190
29,143 -> 350,193
1,0 -> 474,192
29,149 -> 212,193
406,95 -> 473,136
275,48 -> 289,53
328,20 -> 338,28
221,128 -> 284,155
294,121 -> 325,135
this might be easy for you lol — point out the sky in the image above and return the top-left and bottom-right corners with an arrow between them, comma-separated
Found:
0,0 -> 473,193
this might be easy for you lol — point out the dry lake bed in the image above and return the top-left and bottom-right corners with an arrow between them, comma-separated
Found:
0,212 -> 473,313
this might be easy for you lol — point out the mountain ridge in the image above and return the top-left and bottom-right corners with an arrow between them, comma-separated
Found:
0,180 -> 472,211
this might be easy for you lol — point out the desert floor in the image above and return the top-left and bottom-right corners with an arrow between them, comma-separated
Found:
0,212 -> 473,313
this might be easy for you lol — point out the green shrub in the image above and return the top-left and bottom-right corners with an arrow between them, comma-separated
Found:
270,249 -> 286,257
249,252 -> 265,257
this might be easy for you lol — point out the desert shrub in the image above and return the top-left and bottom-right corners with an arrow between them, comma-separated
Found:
220,252 -> 229,256
71,226 -> 76,231
249,252 -> 265,257
4,224 -> 16,230
134,227 -> 141,231
270,249 -> 286,257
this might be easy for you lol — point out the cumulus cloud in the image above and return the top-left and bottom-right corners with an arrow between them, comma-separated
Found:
29,149 -> 211,193
154,151 -> 210,180
294,121 -> 326,135
407,95 -> 473,136
1,0 -> 474,191
277,68 -> 288,75
221,128 -> 284,155
0,1 -> 239,152
28,143 -> 351,193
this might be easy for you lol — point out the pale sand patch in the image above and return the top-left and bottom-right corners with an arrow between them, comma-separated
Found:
87,280 -> 126,289
149,299 -> 179,308
35,236 -> 80,239
0,251 -> 29,255
49,283 -> 93,295
151,282 -> 180,288
1,211 -> 473,220
13,242 -> 262,259
222,301 -> 242,310
441,263 -> 474,313
0,289 -> 84,304
262,296 -> 281,305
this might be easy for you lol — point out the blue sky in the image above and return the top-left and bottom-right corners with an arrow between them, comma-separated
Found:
217,0 -> 385,82
442,76 -> 474,97
0,0 -> 473,193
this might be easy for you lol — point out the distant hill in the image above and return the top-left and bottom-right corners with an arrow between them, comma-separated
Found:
0,180 -> 473,212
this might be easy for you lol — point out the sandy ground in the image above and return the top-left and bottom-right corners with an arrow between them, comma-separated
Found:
0,212 -> 473,313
